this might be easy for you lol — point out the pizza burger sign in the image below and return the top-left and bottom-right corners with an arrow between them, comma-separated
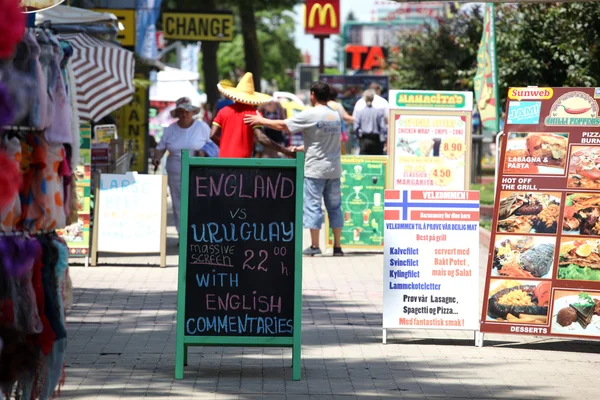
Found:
21,0 -> 64,12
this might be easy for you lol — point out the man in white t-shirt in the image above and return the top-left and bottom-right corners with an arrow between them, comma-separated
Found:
352,82 -> 389,121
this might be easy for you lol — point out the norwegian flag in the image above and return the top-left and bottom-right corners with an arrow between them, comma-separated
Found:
384,190 -> 480,222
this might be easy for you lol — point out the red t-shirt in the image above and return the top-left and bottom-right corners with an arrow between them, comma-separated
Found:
213,103 -> 261,158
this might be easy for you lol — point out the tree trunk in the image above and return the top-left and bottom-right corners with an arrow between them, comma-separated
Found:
200,0 -> 220,116
238,1 -> 262,91
202,42 -> 220,116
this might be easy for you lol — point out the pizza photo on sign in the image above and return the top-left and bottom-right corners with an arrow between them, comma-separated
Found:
551,289 -> 600,337
558,237 -> 600,282
20,0 -> 64,12
486,279 -> 550,325
567,146 -> 600,189
492,235 -> 555,279
562,193 -> 600,236
503,132 -> 568,175
496,191 -> 561,234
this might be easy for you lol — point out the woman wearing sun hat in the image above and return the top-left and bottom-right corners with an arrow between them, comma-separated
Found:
152,97 -> 216,236
211,73 -> 294,158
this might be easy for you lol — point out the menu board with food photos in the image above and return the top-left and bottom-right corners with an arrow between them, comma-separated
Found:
481,87 -> 600,339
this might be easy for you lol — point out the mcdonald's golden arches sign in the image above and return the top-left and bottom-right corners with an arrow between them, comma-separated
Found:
304,0 -> 340,35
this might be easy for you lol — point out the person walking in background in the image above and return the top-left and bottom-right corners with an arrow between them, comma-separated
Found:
257,96 -> 288,158
327,88 -> 354,155
354,90 -> 388,155
244,81 -> 344,257
152,97 -> 214,237
211,73 -> 294,158
352,82 -> 389,121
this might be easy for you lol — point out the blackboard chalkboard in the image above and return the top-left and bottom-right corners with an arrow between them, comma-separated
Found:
175,152 -> 305,381
185,166 -> 296,337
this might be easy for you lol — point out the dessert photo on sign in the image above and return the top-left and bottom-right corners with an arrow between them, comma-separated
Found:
503,132 -> 568,175
562,193 -> 600,236
551,289 -> 600,337
492,235 -> 556,279
496,191 -> 562,234
558,237 -> 600,282
486,279 -> 551,324
567,146 -> 600,189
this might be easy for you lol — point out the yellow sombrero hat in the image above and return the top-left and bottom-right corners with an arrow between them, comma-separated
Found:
217,73 -> 272,106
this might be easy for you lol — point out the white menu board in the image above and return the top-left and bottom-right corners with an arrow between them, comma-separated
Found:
383,189 -> 480,331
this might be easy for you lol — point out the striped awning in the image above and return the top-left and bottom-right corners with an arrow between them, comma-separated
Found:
60,33 -> 135,122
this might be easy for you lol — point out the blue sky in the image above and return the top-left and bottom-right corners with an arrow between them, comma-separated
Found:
292,0 -> 374,65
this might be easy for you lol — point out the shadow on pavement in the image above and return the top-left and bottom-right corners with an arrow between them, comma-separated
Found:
59,284 -> 564,399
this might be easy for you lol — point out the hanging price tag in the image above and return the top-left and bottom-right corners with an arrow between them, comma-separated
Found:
441,137 -> 466,160
429,166 -> 454,186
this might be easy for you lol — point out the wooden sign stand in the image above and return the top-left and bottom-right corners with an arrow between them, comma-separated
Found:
175,151 -> 305,381
90,173 -> 168,267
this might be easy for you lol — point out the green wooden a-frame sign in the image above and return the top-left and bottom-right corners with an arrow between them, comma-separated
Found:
175,151 -> 305,380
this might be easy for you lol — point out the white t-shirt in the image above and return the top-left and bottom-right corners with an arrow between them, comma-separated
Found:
352,94 -> 389,119
157,120 -> 211,175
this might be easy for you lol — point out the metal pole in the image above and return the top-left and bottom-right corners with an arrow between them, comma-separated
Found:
318,36 -> 326,74
490,3 -> 501,132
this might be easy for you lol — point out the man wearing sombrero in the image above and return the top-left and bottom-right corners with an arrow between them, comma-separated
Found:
211,73 -> 294,158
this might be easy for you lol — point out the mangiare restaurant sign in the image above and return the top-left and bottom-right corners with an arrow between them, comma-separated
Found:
395,91 -> 468,110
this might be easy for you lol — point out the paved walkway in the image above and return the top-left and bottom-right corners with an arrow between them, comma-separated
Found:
63,215 -> 600,399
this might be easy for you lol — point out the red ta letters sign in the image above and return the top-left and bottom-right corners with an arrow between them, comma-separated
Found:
345,45 -> 387,70
304,0 -> 340,36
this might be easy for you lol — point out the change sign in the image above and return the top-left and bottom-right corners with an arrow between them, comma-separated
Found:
162,12 -> 234,41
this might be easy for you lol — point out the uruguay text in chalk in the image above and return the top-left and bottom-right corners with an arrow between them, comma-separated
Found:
186,315 -> 293,335
191,222 -> 294,243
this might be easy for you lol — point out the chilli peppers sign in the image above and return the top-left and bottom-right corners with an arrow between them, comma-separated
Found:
481,87 -> 600,340
304,0 -> 340,36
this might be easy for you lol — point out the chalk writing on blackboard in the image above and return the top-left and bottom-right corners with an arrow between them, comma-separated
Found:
184,167 -> 296,337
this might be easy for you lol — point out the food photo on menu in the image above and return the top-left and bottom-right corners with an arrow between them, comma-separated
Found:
558,237 -> 600,281
551,289 -> 600,337
567,146 -> 600,189
496,191 -> 561,234
486,279 -> 551,324
503,132 -> 569,175
562,193 -> 600,236
492,235 -> 556,279
20,0 -> 63,11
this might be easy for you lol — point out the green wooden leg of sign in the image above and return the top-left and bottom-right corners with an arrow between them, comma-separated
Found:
175,340 -> 184,379
175,151 -> 192,380
292,156 -> 304,381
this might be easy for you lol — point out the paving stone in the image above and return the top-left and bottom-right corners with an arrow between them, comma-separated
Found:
60,214 -> 600,399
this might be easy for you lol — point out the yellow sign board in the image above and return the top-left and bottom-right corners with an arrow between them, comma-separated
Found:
114,79 -> 148,173
162,12 -> 234,41
95,9 -> 136,47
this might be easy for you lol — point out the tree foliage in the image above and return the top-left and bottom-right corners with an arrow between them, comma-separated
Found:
217,10 -> 301,92
387,3 -> 600,109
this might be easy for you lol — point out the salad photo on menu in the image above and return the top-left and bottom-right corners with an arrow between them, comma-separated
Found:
503,132 -> 569,175
558,238 -> 600,281
496,191 -> 561,234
